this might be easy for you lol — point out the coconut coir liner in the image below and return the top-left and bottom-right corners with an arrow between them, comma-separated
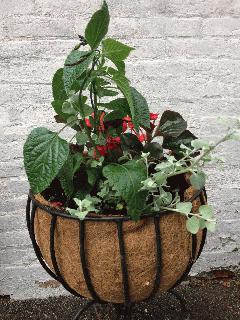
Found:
34,186 -> 206,303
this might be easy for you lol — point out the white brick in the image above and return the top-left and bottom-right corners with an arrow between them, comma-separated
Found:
0,0 -> 35,15
166,38 -> 240,59
165,0 -> 236,17
202,17 -> 240,36
165,18 -> 202,37
4,16 -> 76,40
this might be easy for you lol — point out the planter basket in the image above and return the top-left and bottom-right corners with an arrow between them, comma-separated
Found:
26,185 -> 207,312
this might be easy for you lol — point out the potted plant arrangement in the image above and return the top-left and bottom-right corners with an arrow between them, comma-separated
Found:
24,1 -> 240,318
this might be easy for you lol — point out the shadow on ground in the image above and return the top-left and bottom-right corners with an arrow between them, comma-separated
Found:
1,271 -> 240,320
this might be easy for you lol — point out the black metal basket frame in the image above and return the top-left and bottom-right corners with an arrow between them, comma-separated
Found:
26,188 -> 207,320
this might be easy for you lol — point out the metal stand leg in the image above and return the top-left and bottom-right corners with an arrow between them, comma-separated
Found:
113,303 -> 133,320
122,304 -> 133,320
169,290 -> 189,320
72,301 -> 95,320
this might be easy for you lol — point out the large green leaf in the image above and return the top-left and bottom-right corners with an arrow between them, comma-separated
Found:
131,87 -> 150,129
104,110 -> 127,121
58,153 -> 83,198
190,171 -> 206,190
186,216 -> 200,234
84,1 -> 110,49
52,68 -> 68,102
111,73 -> 150,130
63,51 -> 94,94
163,130 -> 197,154
160,110 -> 187,138
23,128 -> 69,194
51,100 -> 69,122
102,38 -> 134,62
120,133 -> 143,153
143,142 -> 163,159
102,160 -> 147,218
101,98 -> 131,114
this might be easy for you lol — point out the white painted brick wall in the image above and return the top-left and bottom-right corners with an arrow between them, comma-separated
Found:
0,0 -> 240,300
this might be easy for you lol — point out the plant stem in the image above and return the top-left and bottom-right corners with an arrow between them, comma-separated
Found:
193,133 -> 231,167
57,119 -> 77,135
159,206 -> 216,222
78,59 -> 101,157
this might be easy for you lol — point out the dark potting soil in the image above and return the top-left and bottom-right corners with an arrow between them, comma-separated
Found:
1,271 -> 239,320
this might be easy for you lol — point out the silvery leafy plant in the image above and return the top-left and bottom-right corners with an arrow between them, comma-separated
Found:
23,1 -> 240,234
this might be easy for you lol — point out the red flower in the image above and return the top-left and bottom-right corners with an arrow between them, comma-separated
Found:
122,121 -> 128,132
85,118 -> 92,128
123,116 -> 131,122
150,113 -> 159,120
50,201 -> 63,207
138,134 -> 146,142
122,116 -> 134,131
106,136 -> 121,150
96,145 -> 107,156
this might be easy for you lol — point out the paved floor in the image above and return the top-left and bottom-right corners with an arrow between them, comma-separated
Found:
0,271 -> 240,320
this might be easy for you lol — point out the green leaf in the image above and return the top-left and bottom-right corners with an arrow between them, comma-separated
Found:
186,216 -> 200,234
128,190 -> 148,220
205,220 -> 217,232
131,87 -> 150,130
141,178 -> 157,191
190,172 -> 206,190
63,51 -> 94,94
113,60 -> 125,74
199,205 -> 214,220
155,190 -> 172,207
160,110 -> 187,138
67,208 -> 88,220
143,142 -> 163,159
101,98 -> 130,114
52,100 -> 68,122
104,110 -> 127,121
102,160 -> 147,218
176,202 -> 192,215
163,130 -> 197,154
191,139 -> 210,149
120,133 -> 143,153
76,132 -> 89,145
86,167 -> 100,186
62,101 -> 77,115
102,38 -> 134,61
85,1 -> 110,49
112,73 -> 134,116
23,127 -> 69,194
58,153 -> 83,198
52,68 -> 68,102
111,73 -> 150,130
97,88 -> 119,98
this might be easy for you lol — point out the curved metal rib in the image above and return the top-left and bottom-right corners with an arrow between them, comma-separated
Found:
49,215 -> 83,297
150,215 -> 162,298
27,199 -> 58,280
79,220 -> 101,302
72,300 -> 95,320
117,221 -> 130,307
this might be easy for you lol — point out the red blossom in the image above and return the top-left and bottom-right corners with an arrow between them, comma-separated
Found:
50,201 -> 63,207
96,145 -> 107,156
85,118 -> 92,128
150,113 -> 159,120
138,134 -> 146,142
122,121 -> 128,132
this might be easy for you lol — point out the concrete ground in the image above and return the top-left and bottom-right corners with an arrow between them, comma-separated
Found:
0,270 -> 239,320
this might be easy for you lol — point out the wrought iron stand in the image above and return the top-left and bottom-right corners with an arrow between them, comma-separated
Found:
26,188 -> 207,320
